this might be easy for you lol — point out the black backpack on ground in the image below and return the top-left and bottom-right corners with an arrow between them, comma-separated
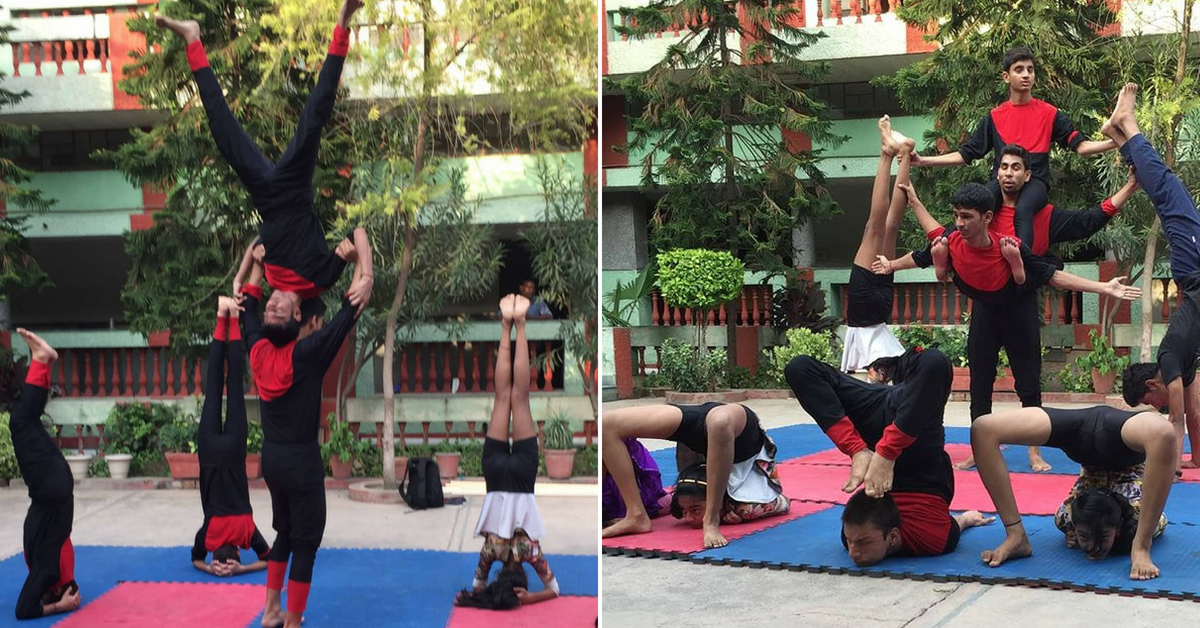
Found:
400,457 -> 444,510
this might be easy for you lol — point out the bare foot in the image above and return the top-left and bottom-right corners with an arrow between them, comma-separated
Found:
16,328 -> 58,364
878,115 -> 897,155
703,524 -> 728,549
155,16 -> 201,44
954,455 -> 976,471
1028,446 -> 1052,473
1114,82 -> 1138,118
512,294 -> 530,322
1181,457 -> 1199,469
1130,549 -> 1160,580
891,130 -> 915,154
843,449 -> 872,493
863,452 -> 895,498
602,514 -> 653,538
499,295 -> 515,322
981,531 -> 1033,567
337,0 -> 365,29
1000,236 -> 1025,285
261,608 -> 286,628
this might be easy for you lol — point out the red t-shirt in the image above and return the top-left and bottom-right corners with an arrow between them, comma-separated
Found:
993,203 -> 1054,256
893,492 -> 954,555
928,227 -> 1010,292
206,514 -> 258,553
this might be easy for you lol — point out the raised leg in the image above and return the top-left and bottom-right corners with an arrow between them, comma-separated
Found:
853,137 -> 896,269
510,296 -> 537,442
883,149 -> 912,257
486,296 -> 514,442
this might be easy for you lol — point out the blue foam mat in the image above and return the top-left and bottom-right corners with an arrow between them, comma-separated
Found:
0,546 -> 597,628
693,506 -> 1200,597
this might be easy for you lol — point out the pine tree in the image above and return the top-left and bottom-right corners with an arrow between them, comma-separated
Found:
96,0 -> 353,353
611,0 -> 842,275
0,20 -> 53,307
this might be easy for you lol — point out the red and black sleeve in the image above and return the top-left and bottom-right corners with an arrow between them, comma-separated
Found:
1051,110 -> 1085,152
957,113 -> 994,164
294,297 -> 359,374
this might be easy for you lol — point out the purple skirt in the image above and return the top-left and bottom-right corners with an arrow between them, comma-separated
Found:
603,438 -> 667,521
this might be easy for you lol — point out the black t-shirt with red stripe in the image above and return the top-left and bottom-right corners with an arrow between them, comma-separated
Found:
958,98 -> 1085,185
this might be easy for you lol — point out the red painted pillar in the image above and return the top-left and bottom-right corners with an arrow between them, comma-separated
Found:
612,327 -> 634,399
107,6 -> 150,110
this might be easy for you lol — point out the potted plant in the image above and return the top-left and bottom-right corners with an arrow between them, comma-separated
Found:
434,440 -> 462,480
245,420 -> 264,479
103,444 -> 134,480
0,416 -> 17,487
161,414 -> 200,480
542,413 -> 576,480
322,417 -> 362,481
1077,330 -> 1128,394
63,448 -> 92,482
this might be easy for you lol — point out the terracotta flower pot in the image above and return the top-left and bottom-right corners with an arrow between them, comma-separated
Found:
1091,368 -> 1117,394
394,456 -> 410,482
165,452 -> 200,480
65,454 -> 93,482
329,455 -> 356,480
544,449 -> 576,480
244,454 -> 262,479
435,452 -> 461,480
105,453 -> 133,480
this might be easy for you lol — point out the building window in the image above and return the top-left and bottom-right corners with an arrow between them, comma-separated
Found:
811,82 -> 908,120
20,129 -> 133,172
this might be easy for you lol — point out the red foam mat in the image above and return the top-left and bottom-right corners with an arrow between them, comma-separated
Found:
775,459 -> 1077,514
446,595 -> 597,628
52,582 -> 263,628
602,500 -> 832,554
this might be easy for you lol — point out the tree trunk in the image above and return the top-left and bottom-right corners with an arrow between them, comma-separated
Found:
719,10 -> 741,371
1139,0 -> 1193,362
383,1 -> 434,490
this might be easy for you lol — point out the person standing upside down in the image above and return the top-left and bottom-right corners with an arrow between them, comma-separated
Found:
457,296 -> 560,610
192,297 -> 271,577
157,0 -> 373,309
11,329 -> 80,620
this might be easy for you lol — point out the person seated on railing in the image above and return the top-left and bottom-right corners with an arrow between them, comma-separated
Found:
457,295 -> 559,610
786,347 -> 994,565
992,144 -> 1139,257
840,116 -> 912,381
971,404 -> 1175,580
873,181 -> 1141,472
11,329 -> 80,620
156,1 -> 373,321
495,279 -> 553,320
1106,85 -> 1200,474
602,438 -> 669,528
191,296 -> 271,578
906,46 -> 1117,249
602,401 -> 789,548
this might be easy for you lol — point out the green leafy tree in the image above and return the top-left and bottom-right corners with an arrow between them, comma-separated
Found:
611,0 -> 841,275
878,0 -> 1119,252
329,0 -> 595,488
523,159 -> 598,415
96,0 -> 353,353
0,20 -> 53,309
657,248 -> 744,361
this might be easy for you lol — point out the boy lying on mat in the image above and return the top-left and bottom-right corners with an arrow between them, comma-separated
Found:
786,348 -> 993,565
603,402 -> 790,548
971,406 -> 1175,580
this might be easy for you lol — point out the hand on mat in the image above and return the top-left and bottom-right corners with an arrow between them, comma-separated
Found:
843,449 -> 873,493
957,510 -> 995,528
863,453 -> 895,498
58,589 -> 80,612
211,560 -> 235,577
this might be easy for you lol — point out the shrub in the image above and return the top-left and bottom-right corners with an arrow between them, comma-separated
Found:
0,415 -> 18,479
321,415 -> 371,464
572,444 -> 598,476
1058,362 -> 1094,393
658,338 -> 725,392
656,249 -> 745,312
458,440 -> 485,477
247,421 -> 264,455
1076,330 -> 1129,375
104,402 -> 182,476
544,415 -> 574,450
768,328 -> 840,385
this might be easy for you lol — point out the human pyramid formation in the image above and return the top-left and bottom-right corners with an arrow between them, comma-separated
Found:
603,48 -> 1199,583
11,0 -> 561,622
